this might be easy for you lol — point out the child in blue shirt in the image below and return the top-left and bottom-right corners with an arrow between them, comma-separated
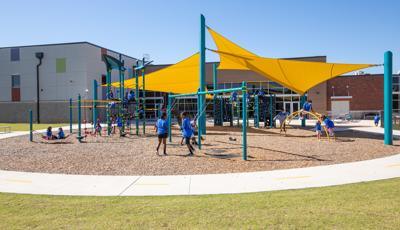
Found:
181,112 -> 195,156
301,100 -> 313,120
231,91 -> 238,102
44,126 -> 56,140
57,127 -> 65,139
322,115 -> 335,137
128,90 -> 135,102
155,112 -> 168,155
315,120 -> 322,140
374,114 -> 380,127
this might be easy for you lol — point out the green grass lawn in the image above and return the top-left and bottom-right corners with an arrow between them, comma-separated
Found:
0,123 -> 68,132
0,178 -> 399,229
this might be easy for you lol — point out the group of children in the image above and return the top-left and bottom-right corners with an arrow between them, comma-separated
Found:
43,127 -> 67,140
154,111 -> 199,156
273,99 -> 335,140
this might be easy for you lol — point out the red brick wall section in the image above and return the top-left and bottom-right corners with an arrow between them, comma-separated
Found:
326,74 -> 383,111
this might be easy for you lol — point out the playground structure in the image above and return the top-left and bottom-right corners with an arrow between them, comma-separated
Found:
283,110 -> 334,140
27,15 -> 395,158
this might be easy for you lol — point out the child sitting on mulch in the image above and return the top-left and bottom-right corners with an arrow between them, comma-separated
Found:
57,127 -> 66,139
43,126 -> 57,140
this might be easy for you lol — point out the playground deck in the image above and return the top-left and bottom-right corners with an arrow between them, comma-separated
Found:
0,125 -> 398,176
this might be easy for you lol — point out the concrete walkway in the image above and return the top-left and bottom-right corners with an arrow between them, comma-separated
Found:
0,121 -> 399,196
0,154 -> 399,196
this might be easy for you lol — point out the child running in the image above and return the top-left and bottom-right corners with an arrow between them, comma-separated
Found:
155,112 -> 168,155
181,112 -> 195,156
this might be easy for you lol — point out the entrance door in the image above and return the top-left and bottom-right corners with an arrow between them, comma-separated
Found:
284,102 -> 300,114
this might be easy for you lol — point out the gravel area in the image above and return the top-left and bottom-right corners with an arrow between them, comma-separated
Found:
0,125 -> 399,176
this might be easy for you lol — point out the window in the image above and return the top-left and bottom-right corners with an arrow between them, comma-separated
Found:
11,75 -> 20,101
11,75 -> 20,88
56,58 -> 66,73
10,48 -> 20,61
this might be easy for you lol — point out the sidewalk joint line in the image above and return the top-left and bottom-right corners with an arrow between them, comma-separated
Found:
118,176 -> 142,196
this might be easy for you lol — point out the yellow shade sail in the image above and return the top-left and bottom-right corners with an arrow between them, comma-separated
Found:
207,27 -> 377,95
112,53 -> 200,94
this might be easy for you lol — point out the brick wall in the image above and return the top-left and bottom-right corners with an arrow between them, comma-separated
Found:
326,74 -> 383,111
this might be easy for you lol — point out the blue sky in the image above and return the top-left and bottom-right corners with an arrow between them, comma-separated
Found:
1,0 -> 399,73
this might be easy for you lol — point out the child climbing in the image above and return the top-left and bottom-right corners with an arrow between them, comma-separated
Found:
128,90 -> 135,102
155,112 -> 168,155
181,112 -> 195,156
322,115 -> 335,137
301,99 -> 313,119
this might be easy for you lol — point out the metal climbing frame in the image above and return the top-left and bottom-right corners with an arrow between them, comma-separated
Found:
168,81 -> 248,160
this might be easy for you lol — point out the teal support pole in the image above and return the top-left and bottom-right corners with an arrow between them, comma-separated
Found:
77,94 -> 82,142
121,69 -> 125,133
220,97 -> 223,125
269,95 -> 273,128
106,69 -> 111,135
199,14 -> 206,134
135,68 -> 139,135
237,101 -> 240,127
142,68 -> 146,135
158,103 -> 162,118
384,51 -> 393,145
93,80 -> 98,128
254,95 -> 259,128
167,94 -> 172,143
242,81 -> 247,160
69,98 -> 72,134
300,95 -> 306,127
213,63 -> 217,126
197,90 -> 202,150
29,110 -> 33,142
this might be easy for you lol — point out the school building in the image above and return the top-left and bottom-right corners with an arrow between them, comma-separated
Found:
0,42 -> 139,122
0,42 -> 398,122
